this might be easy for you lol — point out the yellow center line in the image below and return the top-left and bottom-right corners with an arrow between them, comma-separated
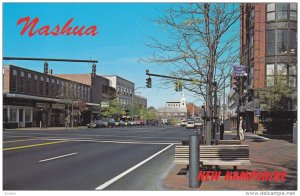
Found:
3,138 -> 38,144
3,141 -> 67,151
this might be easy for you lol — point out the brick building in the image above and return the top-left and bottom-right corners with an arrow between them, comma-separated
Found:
236,3 -> 297,133
3,65 -> 92,128
54,74 -> 116,119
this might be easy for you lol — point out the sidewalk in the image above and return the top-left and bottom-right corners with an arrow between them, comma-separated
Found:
4,126 -> 87,131
162,132 -> 297,190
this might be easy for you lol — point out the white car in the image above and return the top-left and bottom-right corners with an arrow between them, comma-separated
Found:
181,120 -> 187,127
186,121 -> 195,129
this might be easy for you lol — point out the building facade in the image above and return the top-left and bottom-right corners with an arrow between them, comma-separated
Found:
157,94 -> 187,123
102,75 -> 135,111
238,3 -> 297,133
133,94 -> 147,108
3,65 -> 91,128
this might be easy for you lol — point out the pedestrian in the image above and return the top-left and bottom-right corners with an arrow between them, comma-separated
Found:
239,117 -> 245,140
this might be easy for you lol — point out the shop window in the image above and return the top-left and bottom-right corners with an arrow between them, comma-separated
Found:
10,108 -> 17,122
25,109 -> 31,122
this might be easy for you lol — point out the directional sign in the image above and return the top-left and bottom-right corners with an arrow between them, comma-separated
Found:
233,65 -> 247,77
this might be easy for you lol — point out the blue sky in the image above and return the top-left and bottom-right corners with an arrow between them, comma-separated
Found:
3,3 -> 235,108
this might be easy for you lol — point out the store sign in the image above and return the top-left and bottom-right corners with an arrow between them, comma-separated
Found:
52,103 -> 65,110
36,103 -> 50,108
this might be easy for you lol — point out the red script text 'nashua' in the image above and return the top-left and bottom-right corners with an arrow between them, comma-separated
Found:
17,16 -> 98,37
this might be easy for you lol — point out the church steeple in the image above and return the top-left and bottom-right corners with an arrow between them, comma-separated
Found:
180,93 -> 186,108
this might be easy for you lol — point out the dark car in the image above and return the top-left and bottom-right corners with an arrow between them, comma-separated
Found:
87,120 -> 106,128
103,118 -> 116,127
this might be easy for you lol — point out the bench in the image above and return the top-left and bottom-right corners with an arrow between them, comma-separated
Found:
174,145 -> 251,170
215,140 -> 242,145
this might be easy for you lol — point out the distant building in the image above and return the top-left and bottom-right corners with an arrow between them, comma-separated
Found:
102,75 -> 134,111
133,94 -> 147,108
157,94 -> 187,123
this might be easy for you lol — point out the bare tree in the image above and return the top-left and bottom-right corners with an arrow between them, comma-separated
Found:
143,3 -> 240,143
144,3 -> 240,101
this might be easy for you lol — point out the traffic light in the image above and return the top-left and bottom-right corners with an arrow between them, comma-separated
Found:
146,77 -> 152,88
175,80 -> 183,91
92,63 -> 96,78
44,61 -> 48,74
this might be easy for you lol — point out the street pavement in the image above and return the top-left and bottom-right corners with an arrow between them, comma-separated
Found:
4,126 -> 296,191
3,126 -> 193,190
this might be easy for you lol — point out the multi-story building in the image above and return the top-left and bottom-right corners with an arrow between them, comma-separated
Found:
133,94 -> 147,108
237,3 -> 297,133
157,94 -> 187,123
102,75 -> 135,111
3,65 -> 92,128
54,74 -> 116,118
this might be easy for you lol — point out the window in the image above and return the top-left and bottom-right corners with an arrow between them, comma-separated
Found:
267,42 -> 275,55
288,64 -> 297,87
10,108 -> 17,122
40,76 -> 44,95
266,64 -> 275,86
25,109 -> 31,122
52,79 -> 55,96
267,12 -> 275,21
290,30 -> 297,53
290,11 -> 297,20
267,4 -> 275,12
33,75 -> 38,95
27,73 -> 31,93
277,63 -> 287,75
290,3 -> 297,11
11,70 -> 17,91
276,30 -> 288,54
18,71 -> 25,92
266,30 -> 275,42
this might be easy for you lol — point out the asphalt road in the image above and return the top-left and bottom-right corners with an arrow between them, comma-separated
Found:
3,126 -> 195,190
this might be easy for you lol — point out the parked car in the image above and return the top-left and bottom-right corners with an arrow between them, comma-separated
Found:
115,120 -> 125,127
186,121 -> 196,129
103,118 -> 116,127
181,120 -> 187,127
135,120 -> 145,126
194,120 -> 203,127
87,120 -> 107,128
128,121 -> 136,126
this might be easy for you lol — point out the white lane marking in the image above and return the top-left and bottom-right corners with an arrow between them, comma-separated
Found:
39,137 -> 180,145
4,132 -> 183,140
95,144 -> 174,190
38,152 -> 78,163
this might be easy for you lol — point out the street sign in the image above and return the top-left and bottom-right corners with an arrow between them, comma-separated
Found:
254,107 -> 261,117
101,101 -> 110,108
233,65 -> 246,77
